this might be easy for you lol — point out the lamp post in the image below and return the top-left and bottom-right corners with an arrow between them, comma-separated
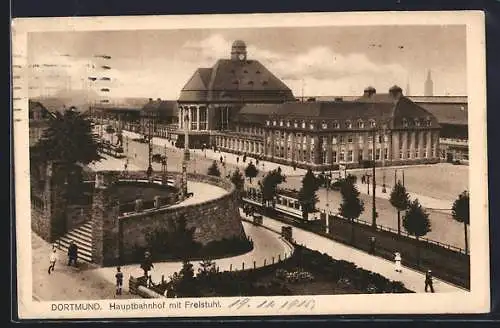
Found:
124,136 -> 129,173
146,119 -> 153,180
381,124 -> 387,193
371,128 -> 377,228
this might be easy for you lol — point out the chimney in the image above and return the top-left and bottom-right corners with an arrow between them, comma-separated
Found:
389,85 -> 403,102
148,98 -> 153,102
363,86 -> 376,98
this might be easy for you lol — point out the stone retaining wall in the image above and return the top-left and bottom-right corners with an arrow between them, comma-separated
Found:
91,170 -> 246,266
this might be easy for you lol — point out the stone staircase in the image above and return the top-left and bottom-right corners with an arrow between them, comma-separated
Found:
56,221 -> 93,263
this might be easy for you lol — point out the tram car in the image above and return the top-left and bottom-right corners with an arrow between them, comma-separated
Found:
99,140 -> 126,159
243,187 -> 321,223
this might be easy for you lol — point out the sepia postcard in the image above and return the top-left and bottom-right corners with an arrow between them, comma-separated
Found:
12,11 -> 490,319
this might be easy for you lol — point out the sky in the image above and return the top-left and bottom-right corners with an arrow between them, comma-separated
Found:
26,25 -> 467,100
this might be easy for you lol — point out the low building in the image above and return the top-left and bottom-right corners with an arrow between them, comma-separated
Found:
28,100 -> 54,147
139,98 -> 178,139
417,101 -> 468,163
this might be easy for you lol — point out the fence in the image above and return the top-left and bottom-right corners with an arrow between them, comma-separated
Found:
243,194 -> 467,255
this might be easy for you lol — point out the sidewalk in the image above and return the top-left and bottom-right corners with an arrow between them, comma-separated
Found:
259,216 -> 467,294
32,233 -> 135,301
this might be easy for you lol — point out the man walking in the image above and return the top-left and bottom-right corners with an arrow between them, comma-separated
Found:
369,236 -> 376,255
67,241 -> 78,267
140,251 -> 154,278
115,266 -> 124,295
425,270 -> 435,293
48,245 -> 58,274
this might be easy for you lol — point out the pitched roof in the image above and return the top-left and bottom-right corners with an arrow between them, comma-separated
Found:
142,99 -> 178,116
179,59 -> 294,103
236,101 -> 395,125
235,96 -> 440,130
416,102 -> 468,125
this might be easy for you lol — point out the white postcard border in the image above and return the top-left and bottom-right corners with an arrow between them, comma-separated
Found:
12,11 -> 490,319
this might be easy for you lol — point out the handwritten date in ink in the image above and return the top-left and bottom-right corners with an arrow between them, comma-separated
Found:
228,298 -> 315,311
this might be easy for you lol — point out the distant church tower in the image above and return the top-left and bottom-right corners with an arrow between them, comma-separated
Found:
424,70 -> 434,96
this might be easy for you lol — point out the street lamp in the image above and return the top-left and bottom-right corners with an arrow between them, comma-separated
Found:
371,128 -> 377,228
381,124 -> 387,193
145,119 -> 153,180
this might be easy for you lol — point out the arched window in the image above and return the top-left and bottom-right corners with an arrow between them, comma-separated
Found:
293,120 -> 298,128
309,121 -> 315,130
321,121 -> 328,129
332,121 -> 340,129
425,117 -> 432,127
369,119 -> 376,128
414,118 -> 421,127
286,120 -> 291,128
279,120 -> 284,127
345,120 -> 352,129
402,118 -> 408,128
265,120 -> 270,126
301,120 -> 306,128
357,120 -> 364,128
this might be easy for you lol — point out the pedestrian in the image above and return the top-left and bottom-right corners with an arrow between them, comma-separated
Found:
48,244 -> 58,274
361,175 -> 365,184
425,270 -> 435,293
236,156 -> 239,164
220,156 -> 223,163
369,236 -> 376,254
256,159 -> 259,166
140,250 -> 154,278
115,266 -> 124,295
394,252 -> 402,273
67,241 -> 78,267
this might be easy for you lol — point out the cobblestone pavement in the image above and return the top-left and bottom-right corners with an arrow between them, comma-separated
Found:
31,233 -> 135,301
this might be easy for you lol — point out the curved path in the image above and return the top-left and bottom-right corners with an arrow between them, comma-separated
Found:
91,221 -> 293,292
255,212 -> 467,294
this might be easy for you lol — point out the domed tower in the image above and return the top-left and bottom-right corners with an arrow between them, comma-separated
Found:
231,40 -> 247,61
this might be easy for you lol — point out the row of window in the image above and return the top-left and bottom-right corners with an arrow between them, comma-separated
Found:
237,125 -> 265,135
265,117 -> 432,129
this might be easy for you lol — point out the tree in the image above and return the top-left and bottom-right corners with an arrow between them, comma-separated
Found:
170,260 -> 196,297
259,169 -> 286,207
207,160 -> 221,177
452,190 -> 470,254
338,178 -> 365,244
197,259 -> 218,281
298,169 -> 320,220
403,199 -> 431,265
230,169 -> 245,197
389,181 -> 410,235
244,162 -> 259,183
32,108 -> 102,165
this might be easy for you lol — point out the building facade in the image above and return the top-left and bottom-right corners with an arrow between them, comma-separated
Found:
214,86 -> 441,170
175,40 -> 295,148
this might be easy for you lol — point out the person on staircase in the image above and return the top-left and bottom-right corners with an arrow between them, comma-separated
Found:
48,244 -> 58,274
67,241 -> 78,267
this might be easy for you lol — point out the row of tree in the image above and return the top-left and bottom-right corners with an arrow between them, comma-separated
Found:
211,154 -> 470,255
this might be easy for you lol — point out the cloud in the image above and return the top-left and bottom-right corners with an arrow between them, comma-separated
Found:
180,34 -> 408,95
